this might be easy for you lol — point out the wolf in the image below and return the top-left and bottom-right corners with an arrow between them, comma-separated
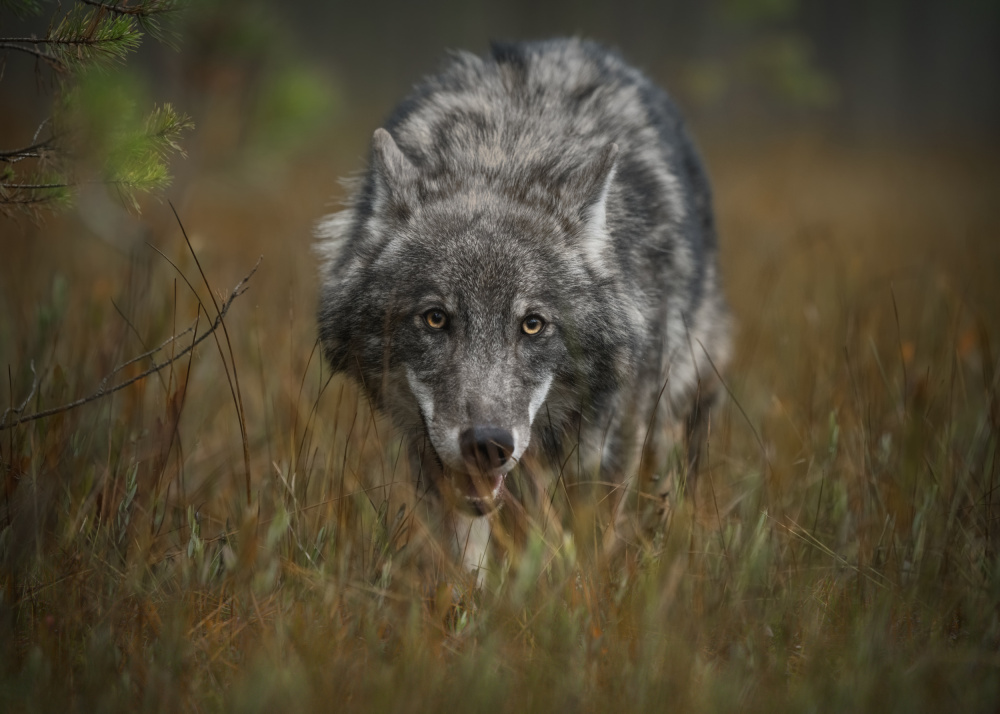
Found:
316,38 -> 730,579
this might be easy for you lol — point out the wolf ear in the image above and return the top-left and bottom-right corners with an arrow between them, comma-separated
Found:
371,128 -> 419,218
577,142 -> 619,259
582,141 -> 619,215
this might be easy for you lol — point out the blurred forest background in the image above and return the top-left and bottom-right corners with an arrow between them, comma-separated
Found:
1,1 -> 999,712
3,0 -> 999,189
2,0 -> 999,235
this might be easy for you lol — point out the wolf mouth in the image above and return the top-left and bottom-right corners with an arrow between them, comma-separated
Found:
456,476 -> 506,516
430,464 -> 507,515
442,453 -> 510,514
417,412 -> 509,514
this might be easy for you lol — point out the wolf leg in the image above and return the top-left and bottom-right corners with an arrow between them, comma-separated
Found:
451,511 -> 492,587
601,403 -> 682,558
602,378 -> 723,557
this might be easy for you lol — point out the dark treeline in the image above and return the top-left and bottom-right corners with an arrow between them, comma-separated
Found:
285,0 -> 1000,137
2,0 -> 995,152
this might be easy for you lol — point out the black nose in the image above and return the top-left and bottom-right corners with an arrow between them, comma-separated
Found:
459,427 -> 515,471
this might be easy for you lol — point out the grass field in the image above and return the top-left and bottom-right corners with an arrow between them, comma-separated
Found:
1,132 -> 998,712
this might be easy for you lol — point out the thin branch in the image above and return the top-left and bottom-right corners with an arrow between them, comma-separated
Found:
0,195 -> 56,206
0,258 -> 261,431
0,37 -> 60,44
106,297 -> 190,393
0,150 -> 42,161
1,362 -> 38,428
0,41 -> 62,64
0,140 -> 52,161
0,35 -> 130,47
110,300 -> 167,394
78,0 -> 179,18
1,182 -> 71,189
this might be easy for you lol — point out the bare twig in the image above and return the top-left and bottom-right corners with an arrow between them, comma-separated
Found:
110,296 -> 173,392
1,362 -> 39,429
0,259 -> 261,431
0,35 -> 129,46
0,41 -> 63,65
0,140 -> 52,161
1,183 -> 71,190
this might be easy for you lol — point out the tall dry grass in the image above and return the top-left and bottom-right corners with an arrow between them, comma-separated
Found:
1,134 -> 998,712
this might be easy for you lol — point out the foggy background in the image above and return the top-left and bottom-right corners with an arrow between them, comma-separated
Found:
278,0 -> 1000,138
3,0 -> 998,147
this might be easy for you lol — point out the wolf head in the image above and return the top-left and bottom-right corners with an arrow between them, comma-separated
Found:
318,129 -> 640,514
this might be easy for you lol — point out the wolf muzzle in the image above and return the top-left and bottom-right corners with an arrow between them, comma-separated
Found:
453,426 -> 515,510
459,426 -> 515,472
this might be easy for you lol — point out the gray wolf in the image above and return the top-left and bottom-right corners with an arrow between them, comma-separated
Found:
316,38 -> 730,579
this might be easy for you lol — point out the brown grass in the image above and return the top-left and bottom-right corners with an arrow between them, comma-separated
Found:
1,131 -> 998,713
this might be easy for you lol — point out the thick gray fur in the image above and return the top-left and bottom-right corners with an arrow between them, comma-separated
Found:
317,38 -> 730,577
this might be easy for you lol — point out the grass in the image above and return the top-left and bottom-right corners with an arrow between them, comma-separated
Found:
1,133 -> 998,713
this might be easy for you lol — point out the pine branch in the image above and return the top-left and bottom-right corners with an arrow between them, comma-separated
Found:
78,0 -> 185,46
143,104 -> 193,158
1,16 -> 138,70
0,175 -> 71,214
44,5 -> 142,70
0,3 -> 192,214
0,102 -> 192,213
103,103 -> 192,210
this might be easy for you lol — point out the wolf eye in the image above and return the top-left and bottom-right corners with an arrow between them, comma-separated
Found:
424,309 -> 448,329
521,315 -> 545,336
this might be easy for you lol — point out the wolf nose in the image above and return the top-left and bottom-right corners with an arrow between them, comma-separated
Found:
459,427 -> 515,471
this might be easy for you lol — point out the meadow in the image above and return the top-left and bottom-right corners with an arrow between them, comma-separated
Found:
1,129 -> 998,712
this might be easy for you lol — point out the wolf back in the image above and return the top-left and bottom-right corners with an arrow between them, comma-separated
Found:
316,38 -> 730,572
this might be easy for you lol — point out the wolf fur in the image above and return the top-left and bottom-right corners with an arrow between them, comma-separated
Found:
317,38 -> 730,578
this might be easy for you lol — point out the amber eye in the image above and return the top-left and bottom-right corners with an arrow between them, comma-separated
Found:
521,315 -> 545,336
424,309 -> 448,329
